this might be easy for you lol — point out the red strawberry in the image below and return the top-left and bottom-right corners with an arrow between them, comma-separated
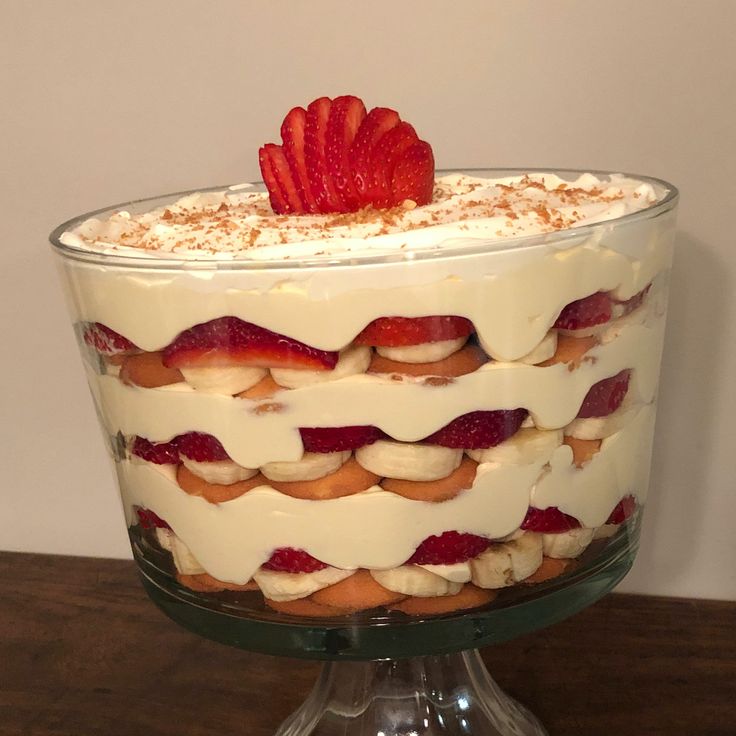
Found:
577,369 -> 631,418
350,107 -> 400,201
299,425 -> 384,453
176,432 -> 230,462
390,140 -> 435,206
354,315 -> 474,347
162,317 -> 338,371
408,531 -> 491,565
83,323 -> 137,355
258,145 -> 290,215
132,436 -> 180,465
554,292 -> 612,331
136,507 -> 171,530
304,97 -> 346,213
259,143 -> 304,214
424,409 -> 528,450
521,507 -> 581,533
606,495 -> 637,524
367,121 -> 419,207
262,548 -> 328,573
281,106 -> 319,213
613,284 -> 651,316
325,95 -> 366,210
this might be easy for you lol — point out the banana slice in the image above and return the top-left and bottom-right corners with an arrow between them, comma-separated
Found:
470,532 -> 543,589
542,528 -> 595,558
565,395 -> 642,440
355,440 -> 462,481
180,365 -> 267,395
261,450 -> 351,482
271,345 -> 371,389
517,331 -> 558,365
155,528 -> 174,551
180,456 -> 258,485
418,562 -> 472,583
370,566 -> 463,597
255,566 -> 354,602
593,524 -> 619,540
170,536 -> 206,575
467,428 -> 563,465
376,337 -> 467,364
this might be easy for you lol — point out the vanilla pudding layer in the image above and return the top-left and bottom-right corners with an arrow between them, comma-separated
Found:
122,403 -> 654,585
89,310 -> 665,469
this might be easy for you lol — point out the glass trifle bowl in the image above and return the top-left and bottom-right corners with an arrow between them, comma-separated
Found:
51,169 -> 677,735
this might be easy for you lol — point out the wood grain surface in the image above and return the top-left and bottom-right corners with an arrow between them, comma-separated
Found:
1,552 -> 734,736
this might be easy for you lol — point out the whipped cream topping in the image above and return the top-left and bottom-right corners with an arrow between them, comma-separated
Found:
59,173 -> 664,261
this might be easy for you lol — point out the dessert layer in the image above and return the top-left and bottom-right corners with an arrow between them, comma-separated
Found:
122,403 -> 653,584
60,173 -> 665,260
92,313 -> 663,469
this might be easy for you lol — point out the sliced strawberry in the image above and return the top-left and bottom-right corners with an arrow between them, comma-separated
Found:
521,507 -> 581,533
162,317 -> 338,371
354,315 -> 474,347
613,284 -> 651,316
554,292 -> 612,331
577,369 -> 631,418
258,145 -> 290,215
299,425 -> 384,453
325,95 -> 366,210
262,547 -> 328,573
281,106 -> 319,213
367,121 -> 419,207
176,432 -> 230,462
350,107 -> 400,202
408,531 -> 491,565
424,409 -> 527,450
607,495 -> 637,524
83,323 -> 137,355
304,97 -> 345,213
136,507 -> 171,530
390,140 -> 435,206
131,436 -> 180,465
260,143 -> 304,214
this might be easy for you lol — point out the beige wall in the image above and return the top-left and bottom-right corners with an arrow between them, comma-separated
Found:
2,0 -> 734,599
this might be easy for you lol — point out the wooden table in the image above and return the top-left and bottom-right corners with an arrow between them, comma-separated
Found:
1,552 -> 734,735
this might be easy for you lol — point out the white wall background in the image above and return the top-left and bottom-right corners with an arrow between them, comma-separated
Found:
2,0 -> 734,600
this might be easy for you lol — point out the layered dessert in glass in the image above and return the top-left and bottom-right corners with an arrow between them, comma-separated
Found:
52,96 -> 676,619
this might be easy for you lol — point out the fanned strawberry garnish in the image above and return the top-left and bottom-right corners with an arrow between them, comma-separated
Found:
304,97 -> 346,213
349,107 -> 400,200
260,96 -> 435,214
325,95 -> 366,210
281,107 -> 319,213
162,316 -> 339,370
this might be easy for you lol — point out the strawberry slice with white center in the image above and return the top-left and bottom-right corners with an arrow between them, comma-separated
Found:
325,95 -> 366,210
304,96 -> 346,213
281,106 -> 319,213
354,315 -> 474,347
408,531 -> 491,565
367,121 -> 419,208
424,409 -> 528,450
83,323 -> 137,356
262,547 -> 328,573
577,369 -> 631,418
176,432 -> 230,462
299,425 -> 384,453
554,292 -> 612,331
521,507 -> 582,533
349,107 -> 400,202
390,140 -> 435,206
258,143 -> 304,214
162,317 -> 338,371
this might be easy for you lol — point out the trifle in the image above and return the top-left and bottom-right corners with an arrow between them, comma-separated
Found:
52,96 -> 677,622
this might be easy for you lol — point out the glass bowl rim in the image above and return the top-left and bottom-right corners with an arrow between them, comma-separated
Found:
49,168 -> 679,271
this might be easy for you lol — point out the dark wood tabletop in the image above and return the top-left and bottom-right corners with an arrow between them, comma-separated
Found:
1,551 -> 734,736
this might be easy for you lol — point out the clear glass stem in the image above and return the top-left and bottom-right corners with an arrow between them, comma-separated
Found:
275,649 -> 547,736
